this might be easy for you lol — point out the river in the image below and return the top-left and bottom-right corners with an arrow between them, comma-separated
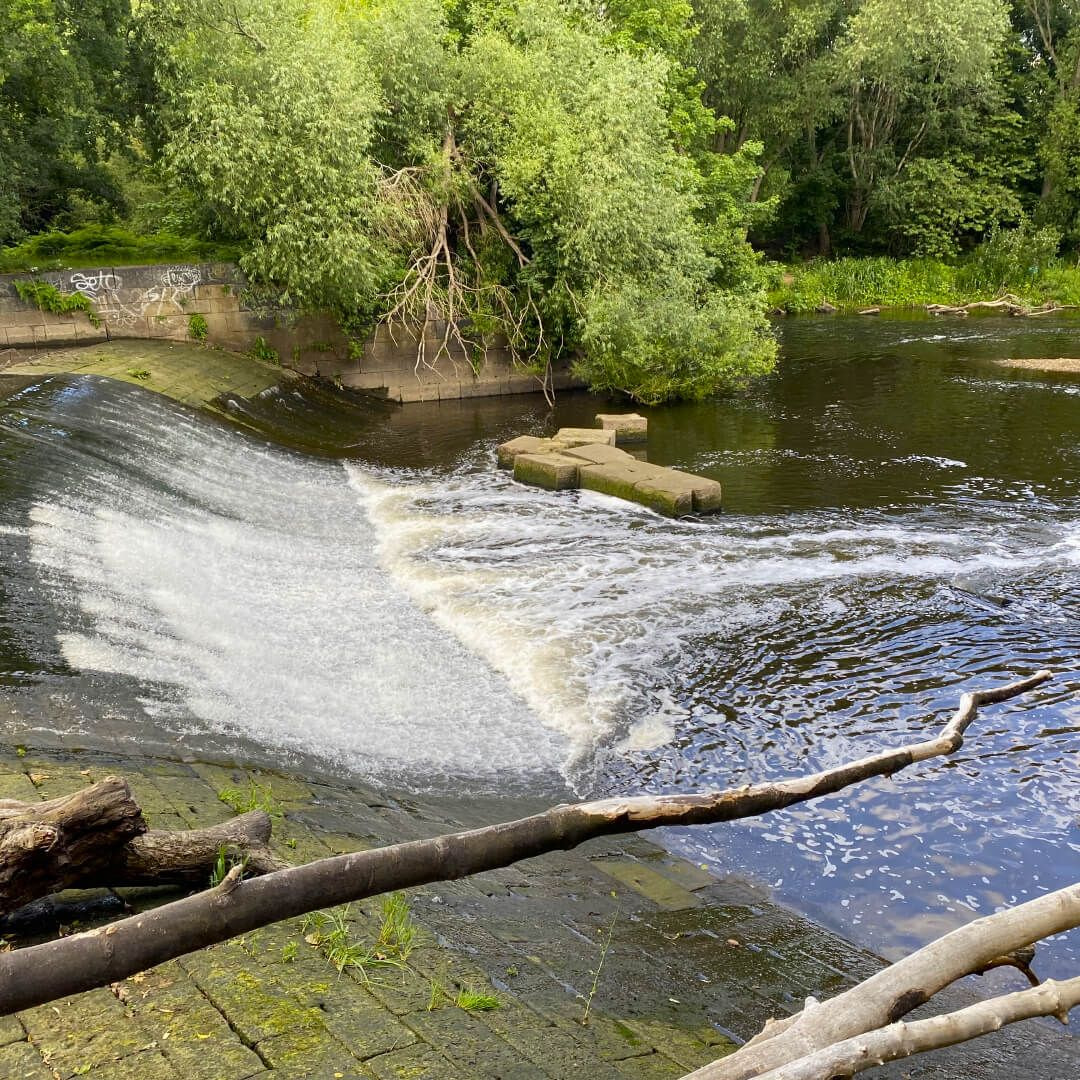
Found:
1,314 -> 1077,985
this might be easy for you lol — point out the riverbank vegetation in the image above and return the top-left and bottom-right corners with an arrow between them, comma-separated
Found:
3,1 -> 1080,398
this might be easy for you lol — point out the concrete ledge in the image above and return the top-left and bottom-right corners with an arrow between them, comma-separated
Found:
596,412 -> 648,444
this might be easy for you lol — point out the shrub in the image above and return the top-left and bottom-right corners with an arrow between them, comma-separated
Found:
187,313 -> 208,341
14,279 -> 101,327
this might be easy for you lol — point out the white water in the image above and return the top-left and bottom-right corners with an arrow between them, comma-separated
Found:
25,410 -> 562,787
25,394 -> 1080,793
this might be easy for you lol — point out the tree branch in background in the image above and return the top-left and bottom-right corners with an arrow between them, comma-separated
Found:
0,672 -> 1051,1016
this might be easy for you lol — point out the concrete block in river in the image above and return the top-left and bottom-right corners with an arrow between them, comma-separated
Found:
578,460 -> 656,503
668,468 -> 723,513
496,434 -> 552,468
552,427 -> 616,449
595,412 -> 648,443
631,472 -> 694,517
513,452 -> 581,490
561,442 -> 636,466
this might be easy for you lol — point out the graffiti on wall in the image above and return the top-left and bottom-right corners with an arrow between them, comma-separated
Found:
48,264 -> 206,328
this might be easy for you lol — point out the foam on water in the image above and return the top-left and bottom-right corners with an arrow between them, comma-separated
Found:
344,459 -> 1080,790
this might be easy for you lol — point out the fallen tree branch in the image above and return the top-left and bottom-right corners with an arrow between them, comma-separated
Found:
681,876 -> 1080,1073
107,810 -> 287,886
0,784 -> 283,916
750,975 -> 1080,1080
0,671 -> 1051,1015
0,777 -> 146,913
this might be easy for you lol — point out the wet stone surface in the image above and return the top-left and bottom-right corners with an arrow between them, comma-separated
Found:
0,746 -> 1074,1079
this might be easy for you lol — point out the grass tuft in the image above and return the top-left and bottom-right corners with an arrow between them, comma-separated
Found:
218,777 -> 283,819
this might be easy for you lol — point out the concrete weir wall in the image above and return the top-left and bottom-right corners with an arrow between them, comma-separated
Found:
0,262 -> 579,402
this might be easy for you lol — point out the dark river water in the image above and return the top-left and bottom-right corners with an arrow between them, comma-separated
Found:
1,314 -> 1077,983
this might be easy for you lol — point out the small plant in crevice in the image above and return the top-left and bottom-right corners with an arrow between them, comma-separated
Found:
299,893 -> 422,981
376,891 -> 419,963
580,893 -> 619,1026
248,335 -> 279,364
455,986 -> 501,1011
218,776 -> 283,819
188,312 -> 209,341
209,844 -> 248,887
427,979 -> 501,1012
15,279 -> 101,327
126,368 -> 151,380
279,941 -> 299,964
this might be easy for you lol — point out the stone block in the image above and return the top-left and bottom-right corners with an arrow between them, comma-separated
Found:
4,327 -> 35,347
496,435 -> 555,468
507,374 -> 539,394
562,443 -> 636,466
513,452 -> 581,490
596,412 -> 648,443
577,461 -> 653,502
553,427 -> 616,449
398,383 -> 439,403
667,469 -> 723,513
74,321 -> 109,343
632,474 -> 693,517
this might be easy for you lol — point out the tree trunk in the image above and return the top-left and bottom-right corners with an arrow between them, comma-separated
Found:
0,782 -> 285,917
0,776 -> 146,913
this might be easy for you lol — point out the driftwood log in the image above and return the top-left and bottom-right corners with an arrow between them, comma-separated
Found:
0,671 -> 1053,1023
683,879 -> 1080,1079
0,780 -> 285,916
926,294 -> 1080,318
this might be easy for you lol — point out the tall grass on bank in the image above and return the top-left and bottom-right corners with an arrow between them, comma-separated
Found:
769,226 -> 1080,313
0,225 -> 239,274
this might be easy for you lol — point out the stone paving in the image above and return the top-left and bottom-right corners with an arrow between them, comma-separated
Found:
0,746 -> 1075,1080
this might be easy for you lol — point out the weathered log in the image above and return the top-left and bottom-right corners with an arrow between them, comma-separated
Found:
0,783 -> 285,916
0,776 -> 146,914
0,671 -> 1051,1016
681,878 -> 1080,1079
749,976 -> 1080,1080
103,810 -> 287,887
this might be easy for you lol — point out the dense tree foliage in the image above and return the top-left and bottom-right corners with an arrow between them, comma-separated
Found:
2,0 -> 1079,398
0,0 -> 134,240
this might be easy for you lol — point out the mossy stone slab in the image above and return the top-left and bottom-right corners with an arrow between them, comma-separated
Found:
513,452 -> 581,490
552,427 -> 616,449
595,413 -> 648,444
562,443 -> 637,466
496,435 -> 553,469
666,469 -> 722,513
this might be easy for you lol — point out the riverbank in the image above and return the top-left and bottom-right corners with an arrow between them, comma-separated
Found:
767,256 -> 1080,315
0,733 -> 1076,1080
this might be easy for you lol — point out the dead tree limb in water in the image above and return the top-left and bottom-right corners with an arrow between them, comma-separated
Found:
740,974 -> 1080,1080
679,878 -> 1080,1079
0,782 -> 284,915
0,671 -> 1052,1016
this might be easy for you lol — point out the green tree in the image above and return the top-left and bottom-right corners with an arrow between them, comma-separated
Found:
836,0 -> 1011,235
146,0 -> 776,401
0,0 -> 134,243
